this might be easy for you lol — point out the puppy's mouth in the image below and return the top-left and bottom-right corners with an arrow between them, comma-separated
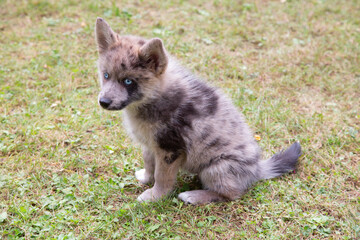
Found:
103,101 -> 129,111
106,105 -> 125,111
102,101 -> 129,111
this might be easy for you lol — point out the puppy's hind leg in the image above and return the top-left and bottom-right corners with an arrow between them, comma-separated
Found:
179,155 -> 260,204
178,190 -> 227,204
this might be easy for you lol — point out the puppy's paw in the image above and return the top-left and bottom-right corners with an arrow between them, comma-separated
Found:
135,169 -> 153,185
178,191 -> 198,204
137,188 -> 166,202
178,190 -> 226,204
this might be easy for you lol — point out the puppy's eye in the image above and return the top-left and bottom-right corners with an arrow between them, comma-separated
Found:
104,72 -> 109,79
123,78 -> 133,85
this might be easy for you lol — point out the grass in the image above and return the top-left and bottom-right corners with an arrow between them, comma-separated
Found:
0,0 -> 359,238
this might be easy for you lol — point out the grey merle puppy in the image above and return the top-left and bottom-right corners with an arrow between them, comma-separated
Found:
95,18 -> 301,204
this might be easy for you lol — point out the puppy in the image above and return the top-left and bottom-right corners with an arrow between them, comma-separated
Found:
95,18 -> 301,204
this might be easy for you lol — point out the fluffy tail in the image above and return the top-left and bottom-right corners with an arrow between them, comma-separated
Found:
260,142 -> 302,179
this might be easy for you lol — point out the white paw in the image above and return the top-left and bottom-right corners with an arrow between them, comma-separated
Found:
135,169 -> 153,184
136,188 -> 159,202
178,192 -> 197,204
178,190 -> 224,204
137,187 -> 170,202
137,189 -> 154,202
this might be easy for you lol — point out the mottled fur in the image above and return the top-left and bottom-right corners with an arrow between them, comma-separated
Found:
95,18 -> 302,204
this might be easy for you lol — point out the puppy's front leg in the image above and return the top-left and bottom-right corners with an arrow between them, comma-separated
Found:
135,148 -> 155,184
137,151 -> 182,202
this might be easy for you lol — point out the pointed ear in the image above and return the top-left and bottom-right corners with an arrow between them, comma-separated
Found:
139,38 -> 168,75
95,17 -> 117,53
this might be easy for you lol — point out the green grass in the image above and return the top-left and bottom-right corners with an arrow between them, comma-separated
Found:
0,0 -> 359,239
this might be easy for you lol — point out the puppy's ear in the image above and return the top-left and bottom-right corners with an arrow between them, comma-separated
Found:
139,38 -> 168,75
95,17 -> 117,53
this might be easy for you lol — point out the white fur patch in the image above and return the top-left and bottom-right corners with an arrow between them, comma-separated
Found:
178,190 -> 226,204
137,188 -> 154,202
137,188 -> 167,202
178,192 -> 197,204
135,169 -> 151,184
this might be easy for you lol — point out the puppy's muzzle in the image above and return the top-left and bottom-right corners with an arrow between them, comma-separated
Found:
99,97 -> 112,109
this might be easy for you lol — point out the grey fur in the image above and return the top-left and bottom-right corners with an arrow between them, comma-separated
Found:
95,18 -> 302,204
260,142 -> 301,179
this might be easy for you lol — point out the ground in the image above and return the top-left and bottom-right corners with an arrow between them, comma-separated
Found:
0,0 -> 359,239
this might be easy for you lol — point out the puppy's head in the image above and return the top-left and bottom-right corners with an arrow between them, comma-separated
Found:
95,18 -> 168,110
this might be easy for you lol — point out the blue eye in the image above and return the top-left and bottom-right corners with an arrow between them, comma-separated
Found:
104,72 -> 109,79
124,79 -> 133,85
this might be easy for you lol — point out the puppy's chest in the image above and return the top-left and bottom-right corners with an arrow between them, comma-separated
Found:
123,112 -> 158,147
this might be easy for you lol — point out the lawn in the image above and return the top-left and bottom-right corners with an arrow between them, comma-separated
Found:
0,0 -> 359,239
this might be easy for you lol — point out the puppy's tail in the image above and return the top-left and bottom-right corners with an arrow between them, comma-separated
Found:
259,142 -> 301,179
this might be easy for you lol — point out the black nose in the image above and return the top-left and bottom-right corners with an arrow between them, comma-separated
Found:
99,97 -> 112,109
